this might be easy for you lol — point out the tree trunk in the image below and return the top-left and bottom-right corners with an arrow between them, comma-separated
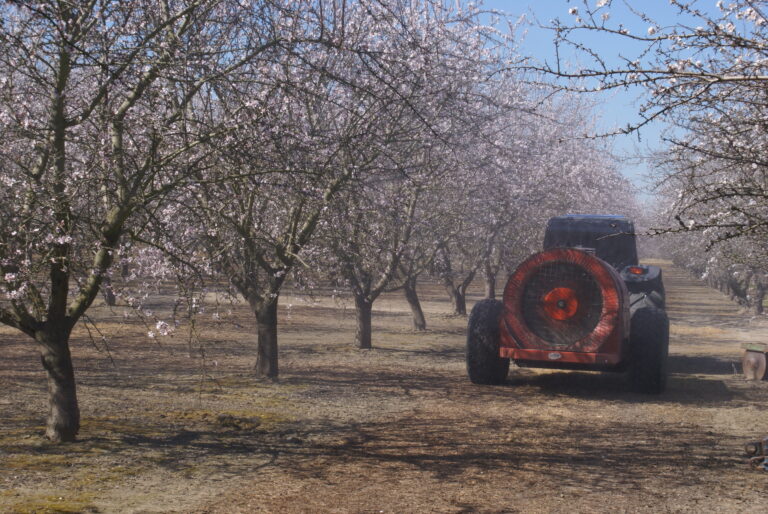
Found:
483,263 -> 496,300
441,278 -> 466,315
454,286 -> 467,315
37,331 -> 80,442
102,276 -> 116,306
403,278 -> 426,331
355,294 -> 373,349
755,284 -> 765,315
447,286 -> 462,314
254,297 -> 279,379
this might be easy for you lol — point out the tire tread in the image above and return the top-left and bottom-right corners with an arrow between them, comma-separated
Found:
466,299 -> 509,384
628,297 -> 669,394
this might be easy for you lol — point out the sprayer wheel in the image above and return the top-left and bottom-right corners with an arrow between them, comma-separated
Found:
466,299 -> 509,384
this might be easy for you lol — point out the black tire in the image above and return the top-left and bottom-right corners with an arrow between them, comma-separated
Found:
466,299 -> 510,384
628,296 -> 669,394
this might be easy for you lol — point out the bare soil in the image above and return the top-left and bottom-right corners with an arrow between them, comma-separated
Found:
3,261 -> 768,513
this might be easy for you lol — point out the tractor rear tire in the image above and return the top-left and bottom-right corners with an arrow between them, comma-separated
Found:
466,299 -> 509,384
628,296 -> 669,394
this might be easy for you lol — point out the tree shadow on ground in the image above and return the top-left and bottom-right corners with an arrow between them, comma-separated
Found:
9,405 -> 729,502
281,363 -> 736,407
0,415 -> 281,477
505,368 -> 735,404
0,396 -> 747,503
249,412 -> 745,502
668,354 -> 738,375
365,345 -> 464,359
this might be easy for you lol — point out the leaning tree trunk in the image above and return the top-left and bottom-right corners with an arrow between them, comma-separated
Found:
483,262 -> 496,300
454,285 -> 467,315
354,294 -> 373,349
403,278 -> 426,331
37,329 -> 80,442
447,287 -> 463,315
253,297 -> 279,379
441,277 -> 466,316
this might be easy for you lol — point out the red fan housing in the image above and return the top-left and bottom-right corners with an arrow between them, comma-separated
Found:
499,247 -> 630,369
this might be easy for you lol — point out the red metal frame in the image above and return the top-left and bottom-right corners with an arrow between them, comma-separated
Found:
499,248 -> 628,367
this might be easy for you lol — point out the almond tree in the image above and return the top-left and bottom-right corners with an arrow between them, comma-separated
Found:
387,182 -> 450,331
319,178 -> 419,348
192,78 -> 409,377
0,0 -> 288,442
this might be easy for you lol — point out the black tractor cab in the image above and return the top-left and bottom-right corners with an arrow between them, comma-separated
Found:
543,214 -> 638,271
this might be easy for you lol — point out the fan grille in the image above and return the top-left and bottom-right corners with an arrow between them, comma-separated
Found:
521,261 -> 603,347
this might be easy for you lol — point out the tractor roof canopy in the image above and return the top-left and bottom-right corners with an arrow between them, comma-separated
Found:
543,214 -> 638,270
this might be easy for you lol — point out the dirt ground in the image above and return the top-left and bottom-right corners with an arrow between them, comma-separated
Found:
3,260 -> 768,513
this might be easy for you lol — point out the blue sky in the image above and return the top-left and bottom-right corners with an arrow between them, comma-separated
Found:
479,1 -> 698,197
